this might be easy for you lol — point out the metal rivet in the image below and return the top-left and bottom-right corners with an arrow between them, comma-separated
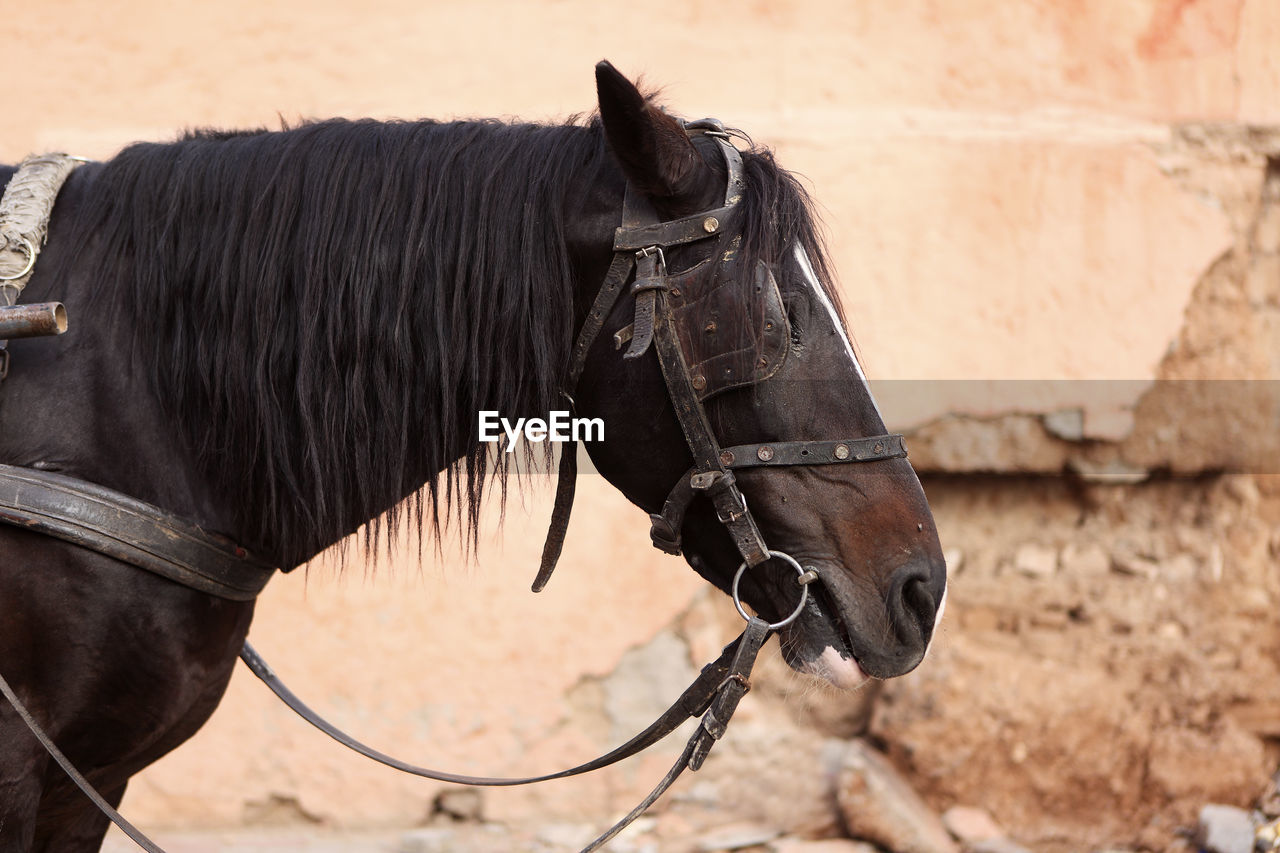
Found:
692,374 -> 707,391
765,321 -> 774,331
834,443 -> 850,460
720,450 -> 735,466
705,321 -> 717,334
874,442 -> 884,454
757,445 -> 774,462
703,216 -> 719,233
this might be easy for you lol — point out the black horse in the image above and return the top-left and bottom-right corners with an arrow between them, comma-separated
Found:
0,63 -> 946,851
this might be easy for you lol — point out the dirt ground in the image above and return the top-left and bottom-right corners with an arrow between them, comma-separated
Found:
871,473 -> 1280,852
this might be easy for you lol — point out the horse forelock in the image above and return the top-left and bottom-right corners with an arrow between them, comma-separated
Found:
736,144 -> 841,318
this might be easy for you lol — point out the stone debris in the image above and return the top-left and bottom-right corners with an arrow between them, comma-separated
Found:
835,740 -> 959,853
967,840 -> 1033,853
695,821 -> 784,851
1259,770 -> 1280,817
1195,804 -> 1256,853
1158,552 -> 1198,583
1012,544 -> 1057,578
1041,408 -> 1084,442
1110,549 -> 1160,579
536,822 -> 598,850
1058,542 -> 1110,576
940,806 -> 1004,845
768,840 -> 881,853
1257,817 -> 1280,851
430,787 -> 484,823
399,827 -> 456,853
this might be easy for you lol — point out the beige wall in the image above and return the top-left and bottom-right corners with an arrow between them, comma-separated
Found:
6,0 -> 1279,832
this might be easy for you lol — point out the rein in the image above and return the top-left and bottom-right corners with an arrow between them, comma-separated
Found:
0,126 -> 907,852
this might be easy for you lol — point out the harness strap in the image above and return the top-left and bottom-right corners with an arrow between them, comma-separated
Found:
0,464 -> 275,600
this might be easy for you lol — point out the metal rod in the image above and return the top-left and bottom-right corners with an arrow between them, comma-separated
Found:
0,303 -> 68,339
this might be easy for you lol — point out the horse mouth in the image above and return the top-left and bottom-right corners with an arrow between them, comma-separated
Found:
778,577 -> 871,691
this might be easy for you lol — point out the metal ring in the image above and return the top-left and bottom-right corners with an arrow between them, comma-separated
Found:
0,237 -> 36,282
731,550 -> 812,630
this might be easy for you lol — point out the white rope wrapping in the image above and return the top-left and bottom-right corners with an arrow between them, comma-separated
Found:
0,153 -> 85,305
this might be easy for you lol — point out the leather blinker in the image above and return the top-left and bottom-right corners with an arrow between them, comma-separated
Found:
667,256 -> 788,401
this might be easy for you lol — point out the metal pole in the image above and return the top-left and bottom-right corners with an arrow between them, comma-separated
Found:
0,303 -> 67,339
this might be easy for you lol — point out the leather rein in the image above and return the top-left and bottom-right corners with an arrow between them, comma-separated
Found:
0,129 -> 907,852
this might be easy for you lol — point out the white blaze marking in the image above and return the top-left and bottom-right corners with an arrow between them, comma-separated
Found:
793,244 -> 884,421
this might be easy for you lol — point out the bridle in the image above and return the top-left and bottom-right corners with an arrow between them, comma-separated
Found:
0,127 -> 909,853
535,118 -> 907,627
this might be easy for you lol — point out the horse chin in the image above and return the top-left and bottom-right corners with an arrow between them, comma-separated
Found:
777,591 -> 872,692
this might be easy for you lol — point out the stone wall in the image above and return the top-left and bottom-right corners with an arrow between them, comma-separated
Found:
5,1 -> 1280,849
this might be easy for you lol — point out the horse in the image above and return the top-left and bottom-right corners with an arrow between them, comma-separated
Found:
0,61 -> 946,851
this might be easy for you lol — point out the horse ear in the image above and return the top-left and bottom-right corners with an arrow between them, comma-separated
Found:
595,60 -> 713,205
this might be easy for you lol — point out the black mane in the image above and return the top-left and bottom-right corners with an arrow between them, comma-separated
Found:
70,115 -> 835,568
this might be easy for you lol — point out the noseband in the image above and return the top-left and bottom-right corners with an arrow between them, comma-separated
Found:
536,119 -> 907,624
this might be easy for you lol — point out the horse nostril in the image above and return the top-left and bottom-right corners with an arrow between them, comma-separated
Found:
890,570 -> 937,644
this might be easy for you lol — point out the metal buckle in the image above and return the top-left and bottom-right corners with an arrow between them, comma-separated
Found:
635,245 -> 666,269
715,492 -> 748,524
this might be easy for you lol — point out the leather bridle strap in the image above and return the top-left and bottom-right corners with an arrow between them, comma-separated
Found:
650,435 -> 909,555
535,122 -> 757,590
582,615 -> 770,852
534,252 -> 635,591
239,620 -> 758,785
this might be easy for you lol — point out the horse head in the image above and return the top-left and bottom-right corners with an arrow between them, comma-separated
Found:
570,62 -> 946,688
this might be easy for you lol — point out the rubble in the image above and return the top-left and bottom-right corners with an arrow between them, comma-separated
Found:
941,806 -> 1005,845
1194,804 -> 1256,853
836,740 -> 958,853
